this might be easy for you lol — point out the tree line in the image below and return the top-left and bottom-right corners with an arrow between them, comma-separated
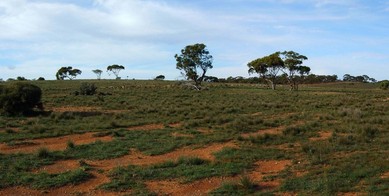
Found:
0,43 -> 382,87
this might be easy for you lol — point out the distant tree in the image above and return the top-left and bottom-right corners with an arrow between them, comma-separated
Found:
92,69 -> 103,80
204,76 -> 219,83
0,83 -> 43,115
369,77 -> 377,83
343,74 -> 355,82
280,51 -> 309,90
343,74 -> 376,83
56,66 -> 82,80
248,52 -> 284,90
16,76 -> 27,81
155,75 -> 165,80
175,43 -> 213,90
380,80 -> 389,90
107,64 -> 125,80
37,77 -> 45,81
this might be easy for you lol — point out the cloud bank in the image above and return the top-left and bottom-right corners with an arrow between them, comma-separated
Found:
0,0 -> 388,80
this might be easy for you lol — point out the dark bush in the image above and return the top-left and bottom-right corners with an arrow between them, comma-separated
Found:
379,80 -> 389,90
79,83 -> 97,95
0,82 -> 43,115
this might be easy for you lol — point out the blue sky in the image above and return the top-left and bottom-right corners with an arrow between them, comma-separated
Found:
0,0 -> 389,80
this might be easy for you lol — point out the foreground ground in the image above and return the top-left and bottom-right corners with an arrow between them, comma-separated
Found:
0,80 -> 388,195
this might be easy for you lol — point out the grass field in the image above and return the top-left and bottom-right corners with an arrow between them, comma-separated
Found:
0,80 -> 388,195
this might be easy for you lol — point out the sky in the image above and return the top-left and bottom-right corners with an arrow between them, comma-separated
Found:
0,0 -> 389,80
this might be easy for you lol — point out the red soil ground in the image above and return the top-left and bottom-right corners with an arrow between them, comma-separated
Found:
0,132 -> 113,154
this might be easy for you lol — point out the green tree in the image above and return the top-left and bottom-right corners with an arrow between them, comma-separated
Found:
0,83 -> 43,115
280,51 -> 309,90
56,66 -> 82,80
380,80 -> 389,90
248,52 -> 284,90
92,69 -> 103,80
107,64 -> 125,79
155,75 -> 165,80
175,43 -> 213,90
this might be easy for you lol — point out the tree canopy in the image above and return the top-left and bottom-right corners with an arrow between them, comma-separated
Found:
56,66 -> 82,80
248,51 -> 311,90
92,69 -> 103,80
280,51 -> 310,90
248,52 -> 284,90
107,65 -> 125,79
175,43 -> 213,89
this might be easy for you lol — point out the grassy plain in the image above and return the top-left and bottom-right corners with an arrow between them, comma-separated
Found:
0,80 -> 388,195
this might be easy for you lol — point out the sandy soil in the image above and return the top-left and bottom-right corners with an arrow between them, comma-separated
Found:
0,132 -> 113,154
309,131 -> 332,141
241,126 -> 286,138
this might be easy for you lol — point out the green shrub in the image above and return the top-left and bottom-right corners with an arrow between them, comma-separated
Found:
0,82 -> 43,115
37,148 -> 51,158
78,82 -> 97,95
379,80 -> 389,90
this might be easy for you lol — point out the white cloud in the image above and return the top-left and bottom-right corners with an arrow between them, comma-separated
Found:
0,0 -> 388,81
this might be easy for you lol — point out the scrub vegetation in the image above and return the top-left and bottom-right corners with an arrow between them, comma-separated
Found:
0,79 -> 388,195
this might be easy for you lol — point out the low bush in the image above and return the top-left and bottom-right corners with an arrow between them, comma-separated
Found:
76,82 -> 97,95
0,82 -> 43,115
379,80 -> 389,90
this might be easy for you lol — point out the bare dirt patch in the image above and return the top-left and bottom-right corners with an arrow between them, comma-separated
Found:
169,123 -> 182,128
0,186 -> 43,196
0,127 -> 20,133
127,123 -> 182,131
309,131 -> 332,141
50,106 -> 101,113
45,171 -> 120,196
249,160 -> 292,183
241,126 -> 286,138
88,142 -> 237,171
33,160 -> 80,174
127,124 -> 165,131
147,159 -> 292,195
0,132 -> 113,154
381,171 -> 389,179
146,176 -> 236,196
172,132 -> 194,138
311,92 -> 346,95
197,128 -> 214,134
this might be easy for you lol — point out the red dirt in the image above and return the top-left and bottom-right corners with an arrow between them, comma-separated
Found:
147,159 -> 292,195
197,128 -> 214,134
339,193 -> 363,196
249,160 -> 292,179
127,124 -> 165,131
0,171 -> 123,196
0,187 -> 42,196
12,141 -> 237,195
241,126 -> 286,138
169,123 -> 182,128
33,160 -> 80,174
146,176 -> 237,196
0,132 -> 113,154
88,142 -> 238,171
0,127 -> 20,133
309,131 -> 332,141
44,171 -> 121,196
381,172 -> 389,179
172,132 -> 194,138
50,106 -> 101,112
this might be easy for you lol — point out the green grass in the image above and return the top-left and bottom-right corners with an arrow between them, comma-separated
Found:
0,80 -> 389,194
